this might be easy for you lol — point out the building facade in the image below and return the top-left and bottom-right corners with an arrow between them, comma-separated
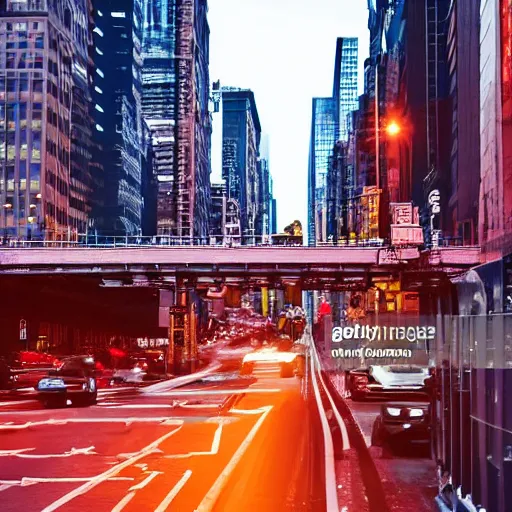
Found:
91,1 -> 144,236
333,37 -> 358,142
209,180 -> 224,239
141,0 -> 211,239
308,97 -> 337,245
141,0 -> 177,236
0,0 -> 95,240
446,0 -> 480,246
221,88 -> 261,241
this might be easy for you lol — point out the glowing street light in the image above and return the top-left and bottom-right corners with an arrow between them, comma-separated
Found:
386,121 -> 401,136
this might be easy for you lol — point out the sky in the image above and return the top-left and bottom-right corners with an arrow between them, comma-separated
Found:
208,0 -> 369,232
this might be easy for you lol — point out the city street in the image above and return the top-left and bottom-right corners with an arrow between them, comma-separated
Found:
347,400 -> 437,511
0,371 -> 320,512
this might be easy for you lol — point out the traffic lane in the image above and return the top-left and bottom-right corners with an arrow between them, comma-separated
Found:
210,379 -> 321,512
348,399 -> 437,511
0,374 -> 258,413
0,372 -> 298,511
69,377 -> 302,512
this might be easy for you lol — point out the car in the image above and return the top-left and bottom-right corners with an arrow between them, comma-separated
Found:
371,401 -> 431,454
36,356 -> 98,408
348,364 -> 430,401
240,343 -> 305,378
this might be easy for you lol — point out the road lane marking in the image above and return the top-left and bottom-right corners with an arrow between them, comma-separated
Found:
129,471 -> 162,491
164,424 -> 223,459
111,491 -> 135,512
153,388 -> 281,397
98,404 -> 174,409
0,400 -> 39,407
311,346 -> 350,450
0,446 -> 96,459
309,343 -> 339,512
154,470 -> 192,512
229,407 -> 272,415
0,418 -> 185,429
195,406 -> 273,511
0,477 -> 133,486
143,363 -> 222,393
40,425 -> 183,512
0,484 -> 13,492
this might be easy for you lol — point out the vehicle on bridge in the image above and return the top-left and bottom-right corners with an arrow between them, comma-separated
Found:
36,355 -> 98,408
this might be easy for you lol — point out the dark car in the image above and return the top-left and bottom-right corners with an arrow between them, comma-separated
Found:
36,356 -> 98,408
371,401 -> 431,453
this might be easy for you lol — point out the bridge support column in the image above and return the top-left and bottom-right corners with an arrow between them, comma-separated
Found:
284,284 -> 302,307
261,287 -> 269,317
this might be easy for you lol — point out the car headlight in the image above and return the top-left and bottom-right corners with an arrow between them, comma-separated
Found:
386,407 -> 402,417
38,378 -> 65,389
409,408 -> 424,417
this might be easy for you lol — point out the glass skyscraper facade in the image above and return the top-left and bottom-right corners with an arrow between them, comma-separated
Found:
91,0 -> 144,236
335,37 -> 359,141
308,97 -> 337,245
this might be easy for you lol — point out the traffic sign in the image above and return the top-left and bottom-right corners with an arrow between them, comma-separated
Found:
19,319 -> 27,341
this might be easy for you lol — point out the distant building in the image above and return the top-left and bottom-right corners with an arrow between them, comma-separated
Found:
91,0 -> 145,236
333,37 -> 359,141
308,97 -> 337,245
446,0 -> 480,246
0,0 -> 95,240
221,88 -> 262,241
209,181 -> 225,239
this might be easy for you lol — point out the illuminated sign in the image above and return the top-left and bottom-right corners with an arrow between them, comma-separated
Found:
428,189 -> 441,249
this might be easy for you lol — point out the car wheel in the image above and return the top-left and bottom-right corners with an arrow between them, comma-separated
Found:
371,417 -> 382,447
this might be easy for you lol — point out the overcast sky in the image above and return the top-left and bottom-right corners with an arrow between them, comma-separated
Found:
208,0 -> 369,232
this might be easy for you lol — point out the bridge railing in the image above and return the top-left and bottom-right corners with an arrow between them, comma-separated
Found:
0,234 -> 389,248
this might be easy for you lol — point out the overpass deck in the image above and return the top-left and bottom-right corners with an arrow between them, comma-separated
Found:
0,246 -> 480,268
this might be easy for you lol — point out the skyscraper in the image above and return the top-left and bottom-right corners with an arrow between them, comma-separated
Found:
91,1 -> 145,236
221,88 -> 261,242
308,97 -> 337,246
333,37 -> 359,141
141,0 -> 211,239
0,0 -> 95,240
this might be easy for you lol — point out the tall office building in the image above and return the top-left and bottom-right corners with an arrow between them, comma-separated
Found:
307,97 -> 337,245
91,1 -> 144,236
0,0 -> 95,240
141,0 -> 177,236
141,0 -> 211,239
333,37 -> 358,141
221,88 -> 261,241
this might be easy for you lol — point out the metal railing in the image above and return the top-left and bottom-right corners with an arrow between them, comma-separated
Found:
0,234 -> 390,249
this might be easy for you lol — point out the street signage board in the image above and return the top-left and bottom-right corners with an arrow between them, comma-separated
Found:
391,225 -> 424,246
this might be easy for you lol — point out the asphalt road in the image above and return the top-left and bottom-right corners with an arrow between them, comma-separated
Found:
0,369 -> 324,512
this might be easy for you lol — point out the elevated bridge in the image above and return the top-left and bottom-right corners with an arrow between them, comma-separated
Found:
0,246 -> 481,290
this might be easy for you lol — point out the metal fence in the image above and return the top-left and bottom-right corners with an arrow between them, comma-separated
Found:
0,234 -> 392,249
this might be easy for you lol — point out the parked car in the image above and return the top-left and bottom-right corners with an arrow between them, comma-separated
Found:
371,401 -> 431,453
36,355 -> 98,408
348,364 -> 430,401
